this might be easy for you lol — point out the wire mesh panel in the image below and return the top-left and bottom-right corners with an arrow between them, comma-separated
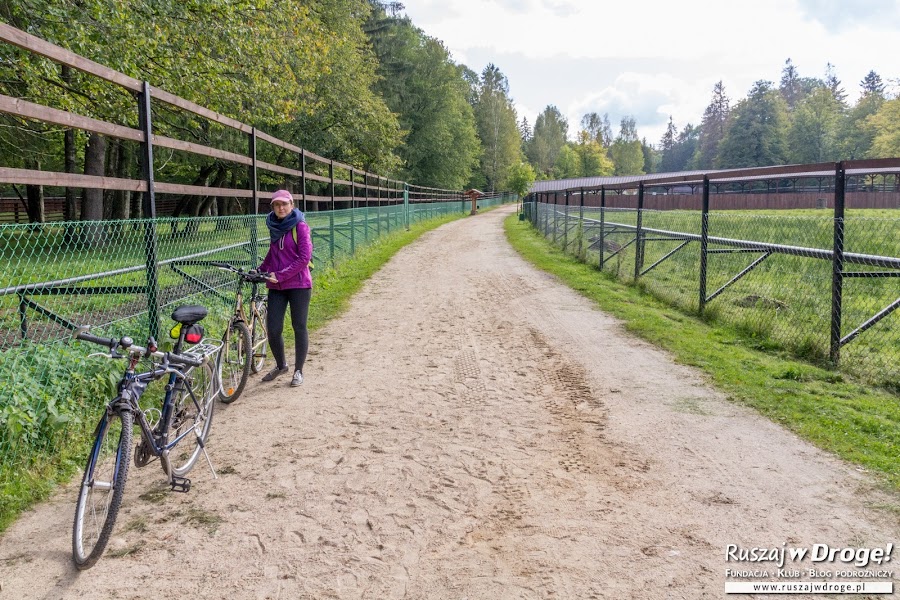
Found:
0,199 -> 492,477
703,212 -> 835,364
528,192 -> 899,393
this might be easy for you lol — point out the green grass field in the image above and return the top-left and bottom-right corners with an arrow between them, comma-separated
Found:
536,205 -> 900,390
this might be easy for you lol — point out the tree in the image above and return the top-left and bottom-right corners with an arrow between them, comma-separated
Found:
519,117 -> 533,143
865,98 -> 900,158
786,87 -> 844,163
780,58 -> 801,110
574,131 -> 614,176
366,10 -> 479,187
658,117 -> 678,172
825,62 -> 847,105
553,145 -> 581,179
861,70 -> 886,97
838,75 -> 887,159
527,105 -> 568,177
663,124 -> 699,173
506,161 -> 536,198
716,80 -> 788,168
472,64 -> 522,192
578,112 -> 608,147
608,117 -> 644,175
693,80 -> 730,169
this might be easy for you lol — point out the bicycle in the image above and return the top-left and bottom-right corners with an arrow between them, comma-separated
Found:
210,261 -> 270,403
71,304 -> 221,570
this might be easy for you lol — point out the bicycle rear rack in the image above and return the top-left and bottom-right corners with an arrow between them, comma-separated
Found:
181,338 -> 223,363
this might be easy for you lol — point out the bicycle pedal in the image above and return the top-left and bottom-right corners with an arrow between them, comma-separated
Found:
170,476 -> 191,493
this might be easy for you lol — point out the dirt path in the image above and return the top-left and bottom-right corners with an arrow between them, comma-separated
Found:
1,205 -> 898,599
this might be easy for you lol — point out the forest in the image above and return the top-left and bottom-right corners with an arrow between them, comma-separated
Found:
1,1 -> 899,224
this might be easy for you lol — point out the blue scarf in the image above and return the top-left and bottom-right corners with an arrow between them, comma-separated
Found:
266,208 -> 305,244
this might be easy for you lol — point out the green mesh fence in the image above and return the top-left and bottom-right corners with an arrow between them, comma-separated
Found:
532,201 -> 900,392
0,198 -> 486,485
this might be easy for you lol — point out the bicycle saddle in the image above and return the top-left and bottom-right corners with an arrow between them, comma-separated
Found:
171,305 -> 208,325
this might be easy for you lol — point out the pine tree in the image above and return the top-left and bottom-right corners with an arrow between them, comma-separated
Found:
693,81 -> 730,169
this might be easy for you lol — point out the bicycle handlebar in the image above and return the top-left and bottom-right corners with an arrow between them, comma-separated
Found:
210,261 -> 271,283
75,330 -> 203,367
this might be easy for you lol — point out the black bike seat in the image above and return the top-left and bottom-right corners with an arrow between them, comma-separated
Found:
171,305 -> 208,325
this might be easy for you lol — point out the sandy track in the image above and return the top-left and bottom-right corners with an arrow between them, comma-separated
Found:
1,205 -> 898,599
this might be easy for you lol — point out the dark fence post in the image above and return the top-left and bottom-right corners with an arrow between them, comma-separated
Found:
599,187 -> 606,268
249,127 -> 259,262
563,189 -> 570,251
300,149 -> 307,213
830,161 -> 846,365
578,187 -> 584,258
138,81 -> 160,339
553,191 -> 559,244
364,173 -> 369,242
699,175 -> 710,313
328,159 -> 335,264
350,168 -> 356,255
634,182 -> 645,281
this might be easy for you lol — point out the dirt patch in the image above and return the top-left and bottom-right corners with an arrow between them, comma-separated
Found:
1,205 -> 897,598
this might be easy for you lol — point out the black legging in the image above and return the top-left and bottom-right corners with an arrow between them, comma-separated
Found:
266,287 -> 311,373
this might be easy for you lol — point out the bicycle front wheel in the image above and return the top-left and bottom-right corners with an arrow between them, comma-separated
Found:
250,301 -> 268,373
218,319 -> 251,403
168,361 -> 216,477
72,406 -> 133,570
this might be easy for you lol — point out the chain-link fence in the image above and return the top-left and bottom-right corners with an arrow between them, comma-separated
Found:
0,196 -> 527,491
526,178 -> 900,393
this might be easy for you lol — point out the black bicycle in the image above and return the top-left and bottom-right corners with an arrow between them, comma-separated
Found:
71,305 -> 220,570
210,261 -> 270,403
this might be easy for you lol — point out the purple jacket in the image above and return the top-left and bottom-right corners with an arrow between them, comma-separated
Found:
259,221 -> 313,290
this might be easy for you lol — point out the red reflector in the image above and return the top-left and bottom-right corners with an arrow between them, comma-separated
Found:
185,333 -> 202,343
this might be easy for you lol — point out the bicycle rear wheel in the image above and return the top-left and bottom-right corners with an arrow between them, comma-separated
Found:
167,361 -> 215,477
217,319 -> 251,403
250,301 -> 268,373
72,405 -> 133,570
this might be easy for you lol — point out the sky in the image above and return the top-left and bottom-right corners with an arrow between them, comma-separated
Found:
399,0 -> 900,146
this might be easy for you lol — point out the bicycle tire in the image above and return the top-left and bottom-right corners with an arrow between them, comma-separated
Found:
217,319 -> 251,403
250,301 -> 268,374
167,361 -> 216,477
72,405 -> 133,570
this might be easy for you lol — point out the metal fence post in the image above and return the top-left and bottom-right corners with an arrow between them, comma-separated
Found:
329,160 -> 335,264
404,183 -> 410,230
553,192 -> 559,244
300,149 -> 307,213
563,189 -> 570,251
830,162 -> 846,365
364,173 -> 369,243
350,168 -> 356,255
634,182 -> 645,281
578,187 -> 584,257
599,187 -> 606,268
138,81 -> 160,339
699,175 -> 710,314
249,127 -> 259,261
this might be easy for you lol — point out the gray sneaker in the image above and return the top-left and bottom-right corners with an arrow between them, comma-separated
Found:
262,366 -> 289,382
291,370 -> 303,387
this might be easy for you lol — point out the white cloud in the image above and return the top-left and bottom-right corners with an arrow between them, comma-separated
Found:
402,0 -> 900,144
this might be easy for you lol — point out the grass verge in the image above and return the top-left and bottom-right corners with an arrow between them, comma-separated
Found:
504,213 -> 900,492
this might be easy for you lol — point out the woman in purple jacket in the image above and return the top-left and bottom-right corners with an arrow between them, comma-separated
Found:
258,189 -> 312,387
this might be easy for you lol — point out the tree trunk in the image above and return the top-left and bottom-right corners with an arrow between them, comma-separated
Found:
23,158 -> 45,223
108,139 -> 130,221
63,129 -> 77,222
81,132 -> 107,245
81,133 -> 106,220
62,66 -> 78,240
